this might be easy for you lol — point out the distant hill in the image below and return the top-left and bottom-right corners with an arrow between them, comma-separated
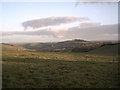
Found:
19,39 -> 103,52
2,43 -> 28,51
2,39 -> 119,53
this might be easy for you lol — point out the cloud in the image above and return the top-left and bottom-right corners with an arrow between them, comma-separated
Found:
47,27 -> 69,33
22,16 -> 89,30
80,22 -> 101,28
2,24 -> 118,43
57,24 -> 118,41
2,30 -> 56,37
2,35 -> 59,43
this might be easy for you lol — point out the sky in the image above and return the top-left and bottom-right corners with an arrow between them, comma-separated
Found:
0,2 -> 118,31
0,2 -> 118,43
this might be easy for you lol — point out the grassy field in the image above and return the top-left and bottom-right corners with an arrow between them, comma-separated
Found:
88,44 -> 119,56
2,44 -> 119,88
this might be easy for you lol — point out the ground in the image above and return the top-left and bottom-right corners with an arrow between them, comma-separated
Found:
2,47 -> 119,88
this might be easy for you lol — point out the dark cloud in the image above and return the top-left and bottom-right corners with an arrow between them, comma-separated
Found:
22,16 -> 89,30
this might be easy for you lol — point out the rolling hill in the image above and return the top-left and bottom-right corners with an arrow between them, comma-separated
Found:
2,43 -> 28,51
2,40 -> 119,88
19,39 -> 103,52
2,39 -> 119,88
2,39 -> 119,53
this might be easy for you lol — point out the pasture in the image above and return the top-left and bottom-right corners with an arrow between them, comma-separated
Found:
2,47 -> 119,88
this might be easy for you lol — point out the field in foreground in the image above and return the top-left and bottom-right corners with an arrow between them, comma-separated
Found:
2,44 -> 119,88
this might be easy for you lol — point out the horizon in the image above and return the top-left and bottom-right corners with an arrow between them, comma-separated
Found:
1,38 -> 119,44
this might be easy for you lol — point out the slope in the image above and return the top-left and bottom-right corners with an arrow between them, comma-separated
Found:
87,44 -> 119,56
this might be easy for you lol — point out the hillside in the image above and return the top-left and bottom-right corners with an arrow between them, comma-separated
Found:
2,42 -> 119,88
87,44 -> 119,56
2,39 -> 119,53
20,39 -> 102,52
2,43 -> 28,51
2,39 -> 119,88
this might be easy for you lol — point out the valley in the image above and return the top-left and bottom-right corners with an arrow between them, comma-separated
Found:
2,39 -> 119,88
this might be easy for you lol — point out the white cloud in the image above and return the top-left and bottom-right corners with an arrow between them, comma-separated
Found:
47,27 -> 68,33
2,35 -> 60,43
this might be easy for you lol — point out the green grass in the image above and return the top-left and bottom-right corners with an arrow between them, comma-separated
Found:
2,48 -> 119,88
87,44 -> 119,56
